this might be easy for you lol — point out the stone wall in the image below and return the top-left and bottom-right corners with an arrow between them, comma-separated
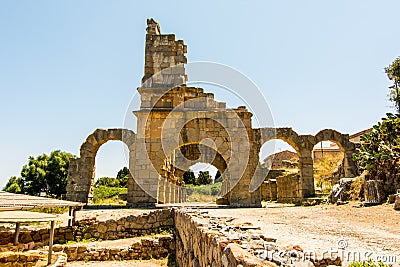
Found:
74,209 -> 174,241
261,180 -> 277,201
276,174 -> 302,202
174,209 -> 276,267
53,234 -> 174,262
0,210 -> 174,246
0,251 -> 67,267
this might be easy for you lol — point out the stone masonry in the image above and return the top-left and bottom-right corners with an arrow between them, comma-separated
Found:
66,19 -> 358,207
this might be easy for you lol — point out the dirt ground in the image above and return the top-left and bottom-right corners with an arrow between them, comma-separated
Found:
63,203 -> 400,266
206,203 -> 400,265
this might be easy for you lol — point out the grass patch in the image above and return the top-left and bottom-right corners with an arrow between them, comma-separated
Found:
93,185 -> 127,204
30,206 -> 70,214
185,182 -> 222,202
314,154 -> 343,193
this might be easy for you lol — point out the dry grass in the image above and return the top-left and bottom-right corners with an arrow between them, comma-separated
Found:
186,193 -> 216,203
314,154 -> 343,191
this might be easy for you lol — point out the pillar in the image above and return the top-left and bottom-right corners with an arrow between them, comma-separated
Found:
158,177 -> 166,204
165,182 -> 171,204
299,154 -> 315,198
344,147 -> 357,177
174,184 -> 179,203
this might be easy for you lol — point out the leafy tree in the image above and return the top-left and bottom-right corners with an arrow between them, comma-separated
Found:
183,169 -> 196,185
196,171 -> 212,185
95,177 -> 120,188
385,57 -> 400,114
116,167 -> 130,188
353,113 -> 400,194
3,150 -> 75,198
214,170 -> 222,183
3,176 -> 23,193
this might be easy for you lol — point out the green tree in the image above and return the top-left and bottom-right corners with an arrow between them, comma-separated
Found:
183,169 -> 196,185
385,57 -> 400,114
95,177 -> 120,188
116,167 -> 130,188
3,176 -> 23,193
196,171 -> 212,185
3,150 -> 75,198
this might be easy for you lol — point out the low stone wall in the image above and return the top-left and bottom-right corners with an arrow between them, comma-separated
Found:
174,209 -> 276,267
74,209 -> 174,241
0,251 -> 67,267
0,209 -> 174,246
53,234 -> 174,262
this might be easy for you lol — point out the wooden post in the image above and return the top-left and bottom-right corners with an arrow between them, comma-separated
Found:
72,209 -> 77,226
48,220 -> 55,266
68,206 -> 72,227
14,222 -> 20,245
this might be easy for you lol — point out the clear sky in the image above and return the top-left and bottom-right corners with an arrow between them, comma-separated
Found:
0,0 -> 399,187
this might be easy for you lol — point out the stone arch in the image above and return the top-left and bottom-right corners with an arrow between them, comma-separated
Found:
179,118 -> 232,162
313,129 -> 357,177
259,127 -> 303,156
66,128 -> 137,203
257,127 -> 315,198
314,129 -> 347,151
174,143 -> 228,176
157,142 -> 229,204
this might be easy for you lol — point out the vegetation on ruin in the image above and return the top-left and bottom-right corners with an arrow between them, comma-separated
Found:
348,175 -> 365,201
2,150 -> 75,198
352,56 -> 400,197
353,113 -> 400,186
385,56 -> 400,113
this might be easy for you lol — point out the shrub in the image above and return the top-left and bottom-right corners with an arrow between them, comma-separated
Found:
353,113 -> 400,195
348,260 -> 389,267
95,177 -> 120,188
93,185 -> 127,203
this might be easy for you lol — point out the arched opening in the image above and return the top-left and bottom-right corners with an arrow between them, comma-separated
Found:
259,139 -> 300,202
158,143 -> 228,204
259,139 -> 299,172
312,141 -> 344,194
93,141 -> 129,205
184,163 -> 220,203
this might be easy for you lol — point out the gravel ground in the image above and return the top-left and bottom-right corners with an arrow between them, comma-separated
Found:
205,203 -> 400,265
33,203 -> 400,266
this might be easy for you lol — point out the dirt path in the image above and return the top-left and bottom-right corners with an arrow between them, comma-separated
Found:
62,203 -> 400,265
206,203 -> 400,265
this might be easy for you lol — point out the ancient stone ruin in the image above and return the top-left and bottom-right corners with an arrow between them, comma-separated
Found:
66,18 -> 358,207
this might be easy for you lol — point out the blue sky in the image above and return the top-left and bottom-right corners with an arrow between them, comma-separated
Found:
0,1 -> 399,187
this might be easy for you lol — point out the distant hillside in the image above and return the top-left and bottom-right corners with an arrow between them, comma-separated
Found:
262,150 -> 299,170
